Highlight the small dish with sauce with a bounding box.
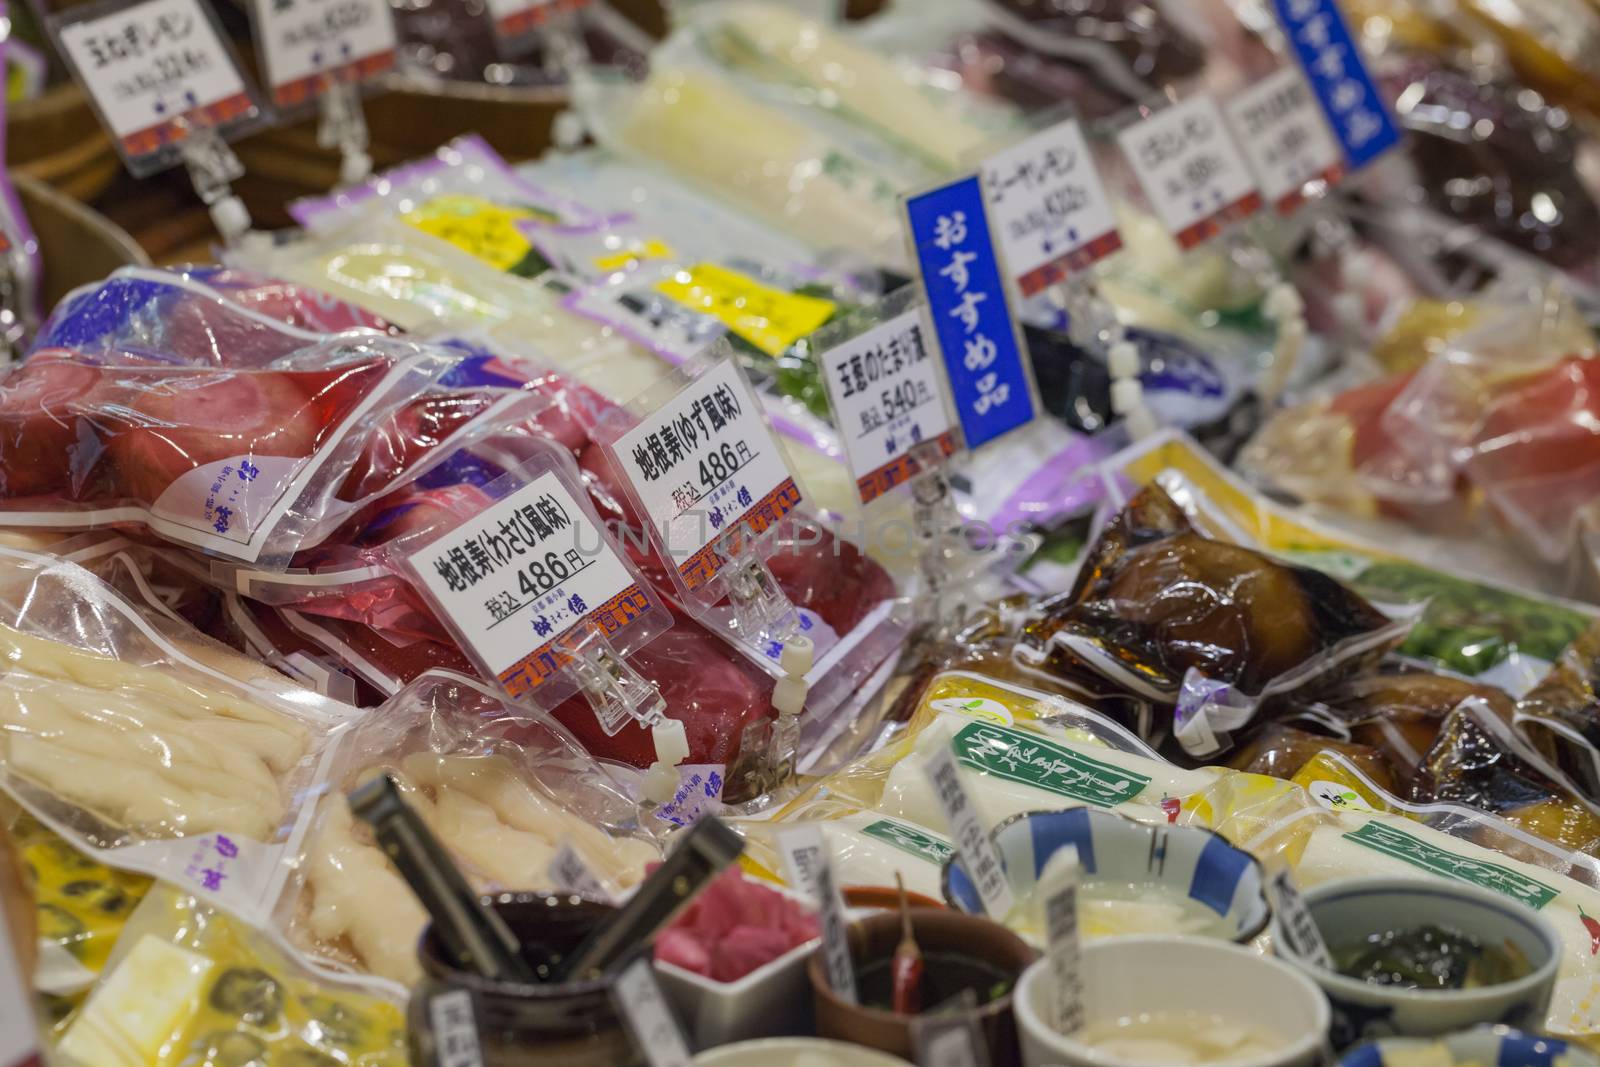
[1276,877,1562,1049]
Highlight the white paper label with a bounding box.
[915,1023,986,1067]
[1270,869,1332,967]
[981,117,1122,297]
[1116,94,1262,250]
[408,471,647,702]
[613,956,694,1067]
[778,825,858,1004]
[548,843,612,902]
[613,359,802,592]
[0,884,42,1067]
[776,824,825,901]
[428,989,485,1067]
[1224,66,1344,214]
[820,307,958,506]
[252,0,398,108]
[652,763,725,828]
[1045,873,1084,1035]
[58,0,252,157]
[924,746,1015,918]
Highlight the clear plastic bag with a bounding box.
[281,669,662,987]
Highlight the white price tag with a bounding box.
[613,957,694,1067]
[251,0,399,110]
[1044,871,1084,1035]
[427,989,485,1067]
[1270,869,1332,967]
[1224,66,1344,215]
[613,359,802,592]
[819,306,959,506]
[776,825,825,902]
[56,0,255,166]
[548,843,612,903]
[1115,94,1262,250]
[981,117,1122,297]
[924,746,1015,919]
[406,470,650,706]
[778,826,857,1004]
[484,0,588,44]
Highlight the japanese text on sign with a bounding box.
[408,471,648,700]
[483,0,589,44]
[820,306,958,506]
[1272,0,1401,170]
[981,117,1122,296]
[1115,94,1262,250]
[1225,66,1344,214]
[57,0,254,161]
[613,959,694,1067]
[906,176,1036,450]
[253,0,398,109]
[925,745,1016,918]
[428,991,485,1067]
[614,359,801,592]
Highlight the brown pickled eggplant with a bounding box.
[982,0,1206,103]
[1019,485,1399,701]
[1514,621,1600,806]
[1230,723,1398,793]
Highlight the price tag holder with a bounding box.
[600,347,805,647]
[48,0,265,177]
[1044,862,1085,1035]
[1270,869,1332,967]
[613,956,694,1067]
[1224,66,1345,215]
[778,825,859,1005]
[426,989,485,1067]
[904,174,1040,452]
[1115,94,1262,250]
[979,116,1122,298]
[813,285,960,507]
[924,745,1015,919]
[485,0,588,56]
[400,440,671,727]
[1271,0,1401,171]
[246,0,399,111]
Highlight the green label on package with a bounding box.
[862,819,955,866]
[1343,821,1560,910]
[951,723,1151,807]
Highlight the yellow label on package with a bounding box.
[655,262,836,357]
[595,238,676,273]
[403,194,546,273]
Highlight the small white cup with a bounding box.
[692,1037,910,1066]
[1014,935,1331,1067]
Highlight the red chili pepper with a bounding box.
[891,873,923,1014]
[1579,906,1600,956]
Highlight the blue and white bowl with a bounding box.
[940,807,1272,944]
[1341,1027,1597,1067]
[1281,878,1562,1049]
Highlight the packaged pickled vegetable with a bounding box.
[286,669,661,986]
[59,885,407,1066]
[1016,482,1410,756]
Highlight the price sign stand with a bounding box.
[397,437,673,735]
[811,284,967,630]
[317,81,373,186]
[1111,91,1310,404]
[597,344,811,661]
[44,0,267,244]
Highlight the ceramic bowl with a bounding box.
[941,807,1272,944]
[1279,877,1562,1049]
[1340,1026,1600,1067]
[1014,935,1330,1067]
[693,1037,911,1065]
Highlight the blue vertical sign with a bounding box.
[905,176,1036,451]
[1273,0,1401,170]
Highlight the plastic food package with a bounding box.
[1514,622,1600,808]
[59,885,407,1066]
[0,335,456,565]
[286,670,660,986]
[1015,482,1409,756]
[0,544,356,920]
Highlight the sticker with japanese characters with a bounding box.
[249,0,399,110]
[483,0,588,50]
[905,174,1038,451]
[981,117,1122,298]
[53,0,260,173]
[1271,0,1401,170]
[1115,94,1263,250]
[1224,66,1345,215]
[428,990,486,1067]
[405,469,653,703]
[652,763,725,828]
[817,301,959,506]
[611,357,803,593]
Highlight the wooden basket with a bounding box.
[15,171,148,310]
[7,83,120,204]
